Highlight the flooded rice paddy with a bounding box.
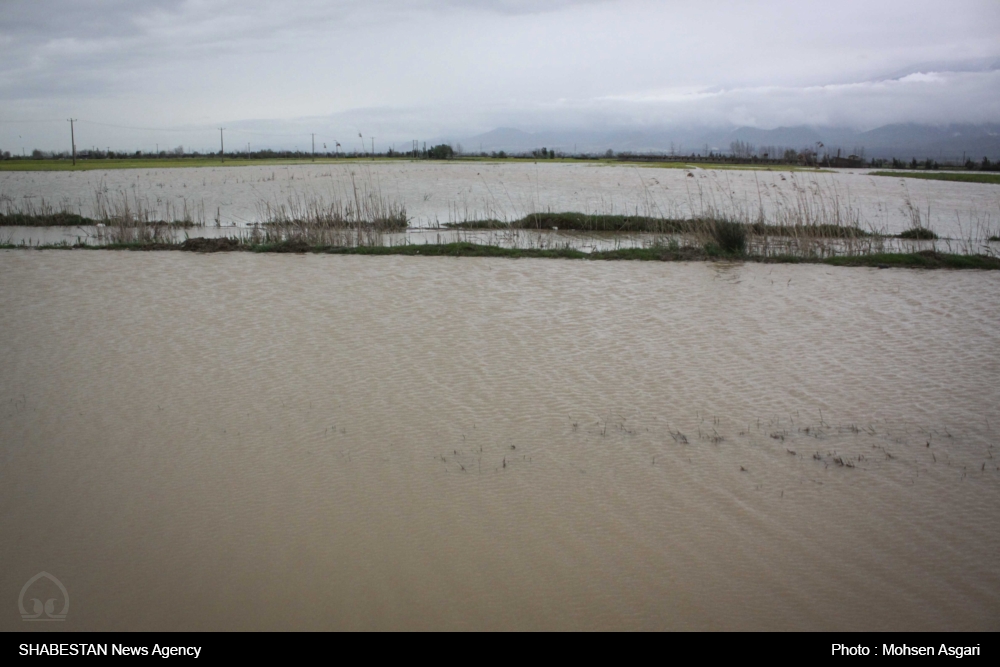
[1,250,998,630]
[2,161,999,245]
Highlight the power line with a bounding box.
[75,119,199,133]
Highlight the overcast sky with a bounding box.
[2,0,999,152]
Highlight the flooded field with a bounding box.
[2,251,998,630]
[2,161,998,242]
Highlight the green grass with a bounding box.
[898,227,938,240]
[870,171,1000,185]
[448,212,870,238]
[0,212,95,226]
[629,161,828,173]
[0,212,196,227]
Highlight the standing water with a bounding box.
[1,251,998,630]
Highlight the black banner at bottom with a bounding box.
[6,632,995,659]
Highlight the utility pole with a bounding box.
[311,133,315,162]
[371,137,375,160]
[219,127,225,163]
[67,118,77,165]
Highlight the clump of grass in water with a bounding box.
[0,194,91,226]
[898,227,938,240]
[708,219,746,255]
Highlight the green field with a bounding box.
[870,171,1000,185]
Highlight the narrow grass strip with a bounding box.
[3,240,997,269]
[869,172,1000,185]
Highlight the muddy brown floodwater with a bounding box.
[1,251,998,630]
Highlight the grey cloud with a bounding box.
[2,0,999,151]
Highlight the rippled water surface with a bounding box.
[1,251,998,630]
[3,161,999,238]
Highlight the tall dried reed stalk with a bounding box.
[250,170,407,247]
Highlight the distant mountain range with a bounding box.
[456,124,1000,161]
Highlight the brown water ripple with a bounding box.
[0,250,998,630]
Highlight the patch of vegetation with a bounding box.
[447,213,870,239]
[443,219,511,229]
[870,171,1000,185]
[6,240,997,270]
[0,212,196,227]
[744,223,870,238]
[711,220,746,255]
[0,212,94,226]
[821,251,1000,270]
[510,212,685,232]
[898,227,938,240]
[426,144,455,160]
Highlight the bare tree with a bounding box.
[729,140,756,159]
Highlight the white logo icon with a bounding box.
[19,572,69,621]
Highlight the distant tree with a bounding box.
[427,144,454,159]
[605,149,614,158]
[31,149,44,159]
[729,140,756,159]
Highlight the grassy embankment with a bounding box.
[870,171,1000,185]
